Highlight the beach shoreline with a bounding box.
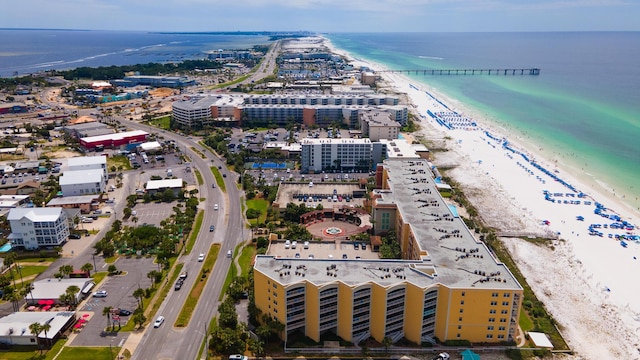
[323,36,640,359]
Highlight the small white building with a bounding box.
[59,169,106,196]
[145,178,183,196]
[67,155,107,176]
[137,141,162,154]
[0,311,77,346]
[7,207,69,250]
[28,278,95,305]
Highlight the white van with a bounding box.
[167,169,173,177]
[227,250,232,258]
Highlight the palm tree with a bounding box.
[5,252,17,288]
[29,322,42,352]
[81,262,93,276]
[133,288,145,310]
[65,285,81,307]
[102,306,113,330]
[41,323,51,347]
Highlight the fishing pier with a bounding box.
[377,68,540,76]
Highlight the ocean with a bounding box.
[0,29,271,77]
[327,32,640,211]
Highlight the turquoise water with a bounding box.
[0,243,12,253]
[328,32,640,210]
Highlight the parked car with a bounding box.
[229,355,248,360]
[92,290,108,298]
[69,233,81,239]
[118,309,132,316]
[153,316,165,328]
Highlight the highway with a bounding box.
[131,41,281,360]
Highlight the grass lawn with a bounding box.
[210,167,226,192]
[92,272,108,286]
[194,169,203,186]
[53,346,120,360]
[16,265,48,278]
[185,211,204,255]
[175,244,220,327]
[246,198,268,225]
[107,155,132,171]
[16,257,58,264]
[147,115,171,129]
[237,245,257,278]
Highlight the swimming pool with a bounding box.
[251,162,287,169]
[0,243,12,253]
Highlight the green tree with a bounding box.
[132,311,147,329]
[65,285,81,306]
[102,306,113,330]
[81,262,94,275]
[133,288,145,310]
[29,322,43,353]
[59,264,74,277]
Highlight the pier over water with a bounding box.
[377,68,541,76]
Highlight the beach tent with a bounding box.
[461,349,480,360]
[528,332,554,348]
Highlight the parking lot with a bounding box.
[73,256,156,346]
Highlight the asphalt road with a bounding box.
[124,120,246,360]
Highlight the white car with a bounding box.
[92,290,108,298]
[198,253,205,262]
[214,204,219,211]
[229,355,248,360]
[153,315,165,328]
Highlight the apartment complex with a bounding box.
[300,138,386,173]
[7,207,70,250]
[171,94,407,128]
[253,158,522,346]
[59,169,106,196]
[359,110,401,141]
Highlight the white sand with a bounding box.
[324,38,640,359]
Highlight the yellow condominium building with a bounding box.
[253,158,523,346]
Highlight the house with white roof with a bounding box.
[59,169,106,196]
[7,207,69,250]
[0,311,76,346]
[67,155,107,176]
[27,278,96,305]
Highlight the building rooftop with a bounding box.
[30,278,94,301]
[67,156,106,168]
[378,139,422,160]
[300,138,372,145]
[145,178,183,190]
[47,195,99,206]
[360,111,400,127]
[80,130,148,143]
[138,141,162,152]
[0,195,30,208]
[59,170,103,186]
[0,311,76,340]
[7,207,64,222]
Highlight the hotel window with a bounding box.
[461,292,465,296]
[459,309,463,313]
[457,325,462,330]
[492,292,498,297]
[499,326,506,331]
[460,300,464,305]
[487,326,494,331]
[458,317,463,322]
[500,318,506,323]
[489,309,496,314]
[491,301,497,306]
[272,283,277,289]
[502,301,510,306]
[488,318,495,323]
[486,334,493,339]
[501,310,508,314]
[457,334,461,338]
[498,334,505,339]
[503,293,511,298]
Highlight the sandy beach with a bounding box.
[324,37,640,359]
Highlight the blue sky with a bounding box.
[3,0,638,32]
